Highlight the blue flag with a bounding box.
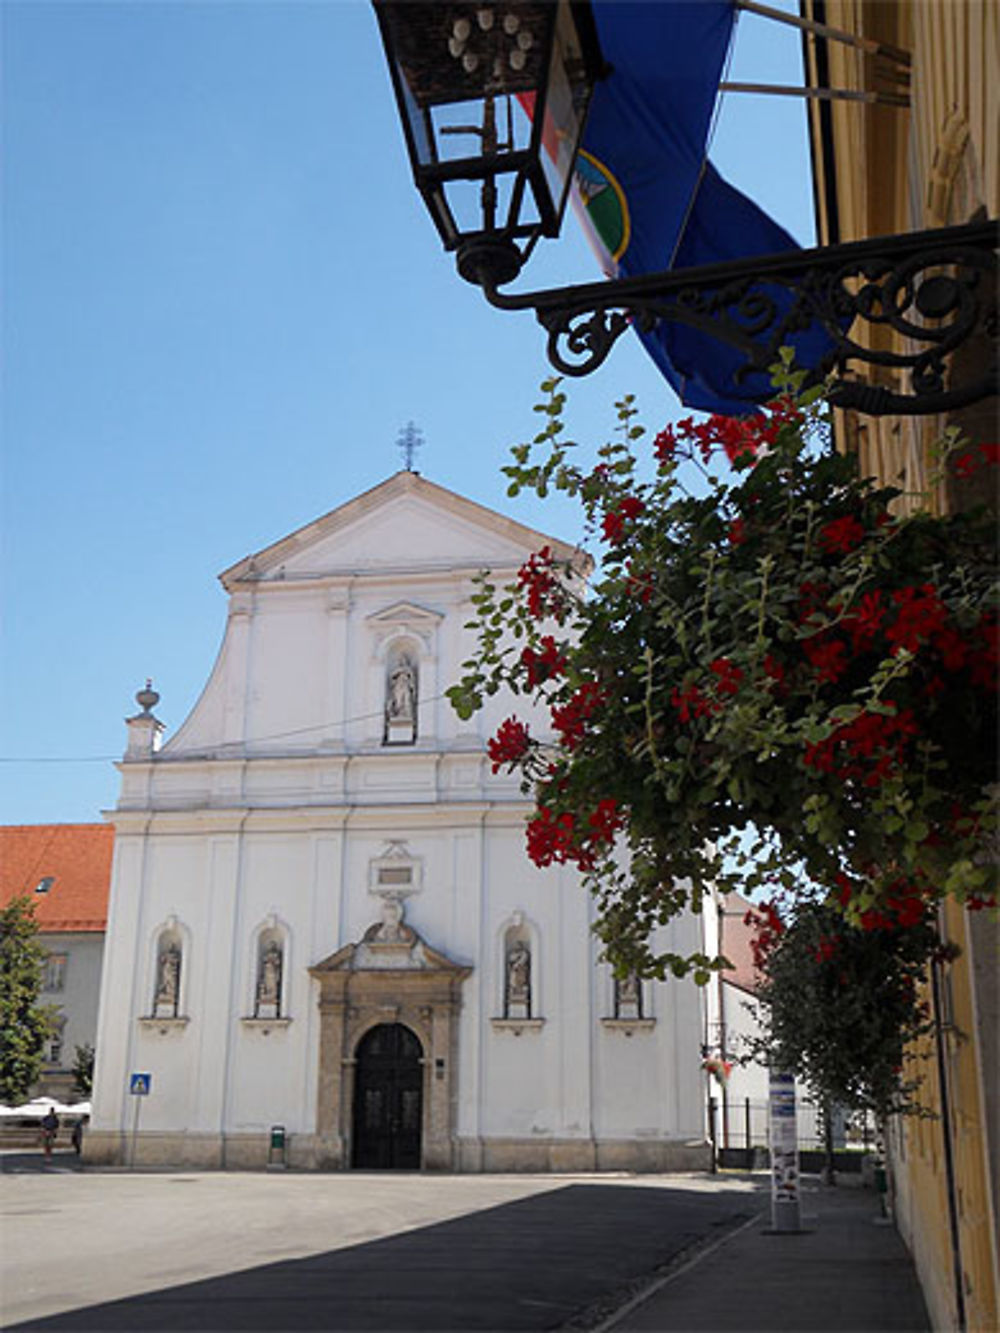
[575,1,824,414]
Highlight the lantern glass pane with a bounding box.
[438,170,541,239]
[427,89,535,166]
[537,2,594,227]
[397,72,436,166]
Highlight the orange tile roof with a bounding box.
[0,824,113,933]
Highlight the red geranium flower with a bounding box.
[587,797,623,846]
[952,451,980,480]
[709,657,744,697]
[551,681,605,751]
[526,806,578,868]
[653,426,676,464]
[517,546,565,621]
[487,717,531,773]
[602,495,646,544]
[520,635,567,689]
[842,590,885,651]
[886,585,948,654]
[802,635,848,683]
[819,515,866,555]
[671,683,715,722]
[763,654,787,691]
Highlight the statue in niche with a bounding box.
[615,971,642,1020]
[154,941,181,1016]
[385,654,417,740]
[505,939,531,1019]
[255,940,283,1016]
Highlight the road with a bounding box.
[1,1154,763,1331]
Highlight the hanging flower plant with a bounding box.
[448,360,998,981]
[701,1055,734,1086]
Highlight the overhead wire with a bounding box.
[0,689,459,764]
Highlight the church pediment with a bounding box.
[366,601,443,630]
[220,471,586,590]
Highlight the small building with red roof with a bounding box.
[0,824,113,1098]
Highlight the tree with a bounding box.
[449,369,997,980]
[0,895,56,1104]
[71,1043,95,1100]
[745,897,947,1120]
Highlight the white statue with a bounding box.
[387,659,416,723]
[505,940,531,1017]
[155,941,181,1014]
[256,940,283,1014]
[615,971,641,1019]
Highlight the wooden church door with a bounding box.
[351,1023,423,1169]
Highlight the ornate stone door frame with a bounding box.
[309,914,470,1170]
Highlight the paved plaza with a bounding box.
[2,1158,760,1330]
[2,1155,929,1332]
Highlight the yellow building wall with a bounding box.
[804,0,998,513]
[803,4,998,1329]
[890,902,999,1332]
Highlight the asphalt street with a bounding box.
[1,1156,763,1331]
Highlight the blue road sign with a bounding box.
[129,1073,152,1096]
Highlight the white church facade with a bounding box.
[87,471,711,1171]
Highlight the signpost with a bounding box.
[767,1070,802,1233]
[128,1072,151,1169]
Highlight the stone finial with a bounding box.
[135,679,160,715]
[125,679,165,758]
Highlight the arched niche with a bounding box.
[367,601,443,748]
[248,916,290,1021]
[383,636,420,745]
[146,917,190,1020]
[491,912,544,1034]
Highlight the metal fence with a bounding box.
[709,1094,876,1158]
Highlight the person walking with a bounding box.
[40,1107,59,1161]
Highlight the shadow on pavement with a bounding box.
[1,1150,83,1174]
[6,1180,761,1332]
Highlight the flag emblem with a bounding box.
[573,149,630,272]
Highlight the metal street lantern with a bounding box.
[374,0,605,289]
[373,1,998,417]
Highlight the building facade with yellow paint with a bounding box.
[803,3,998,1328]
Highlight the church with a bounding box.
[86,470,711,1171]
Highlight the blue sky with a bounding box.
[1,0,814,824]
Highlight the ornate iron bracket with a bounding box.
[483,220,998,416]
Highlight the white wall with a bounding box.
[93,476,708,1162]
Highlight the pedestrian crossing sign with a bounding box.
[130,1073,152,1095]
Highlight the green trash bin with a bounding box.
[268,1124,287,1168]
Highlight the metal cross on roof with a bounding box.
[397,421,424,472]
